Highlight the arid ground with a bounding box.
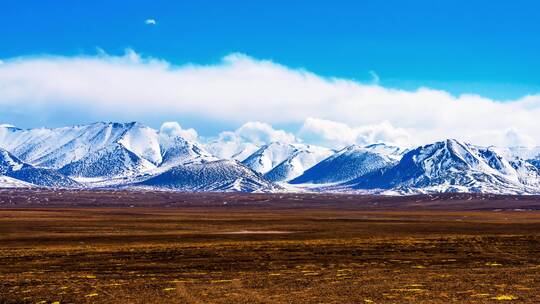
[1,190,539,303]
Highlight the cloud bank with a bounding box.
[0,49,540,147]
[299,118,410,149]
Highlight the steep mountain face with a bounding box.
[160,136,217,169]
[58,144,156,179]
[350,139,540,194]
[264,145,333,182]
[137,160,279,192]
[508,158,540,188]
[0,148,80,188]
[0,122,162,168]
[290,144,398,185]
[117,123,162,165]
[242,142,299,174]
[490,146,540,178]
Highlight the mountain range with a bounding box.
[1,122,540,194]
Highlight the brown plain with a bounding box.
[0,190,539,303]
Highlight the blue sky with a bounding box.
[1,1,540,147]
[2,0,540,99]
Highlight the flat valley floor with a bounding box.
[1,190,540,303]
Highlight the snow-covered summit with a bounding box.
[290,144,398,185]
[159,135,217,169]
[264,145,333,182]
[242,142,301,174]
[0,122,162,168]
[350,139,540,194]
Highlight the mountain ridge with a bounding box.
[1,123,540,194]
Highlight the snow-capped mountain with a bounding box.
[242,142,301,174]
[0,122,277,191]
[137,160,279,192]
[160,136,217,169]
[490,146,540,171]
[58,144,156,179]
[0,148,80,188]
[0,122,162,168]
[349,139,540,194]
[290,144,400,185]
[264,145,333,182]
[2,122,540,195]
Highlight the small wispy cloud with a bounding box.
[145,19,156,25]
[369,70,380,85]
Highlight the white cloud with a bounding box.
[233,121,297,145]
[478,128,536,148]
[204,121,297,159]
[205,131,259,160]
[0,50,539,147]
[299,118,411,149]
[159,121,198,143]
[145,19,156,25]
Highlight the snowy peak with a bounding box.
[242,142,299,174]
[59,143,156,179]
[0,122,162,168]
[117,122,162,165]
[264,145,333,182]
[410,139,520,178]
[351,139,540,194]
[159,135,217,168]
[290,144,397,184]
[413,139,484,175]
